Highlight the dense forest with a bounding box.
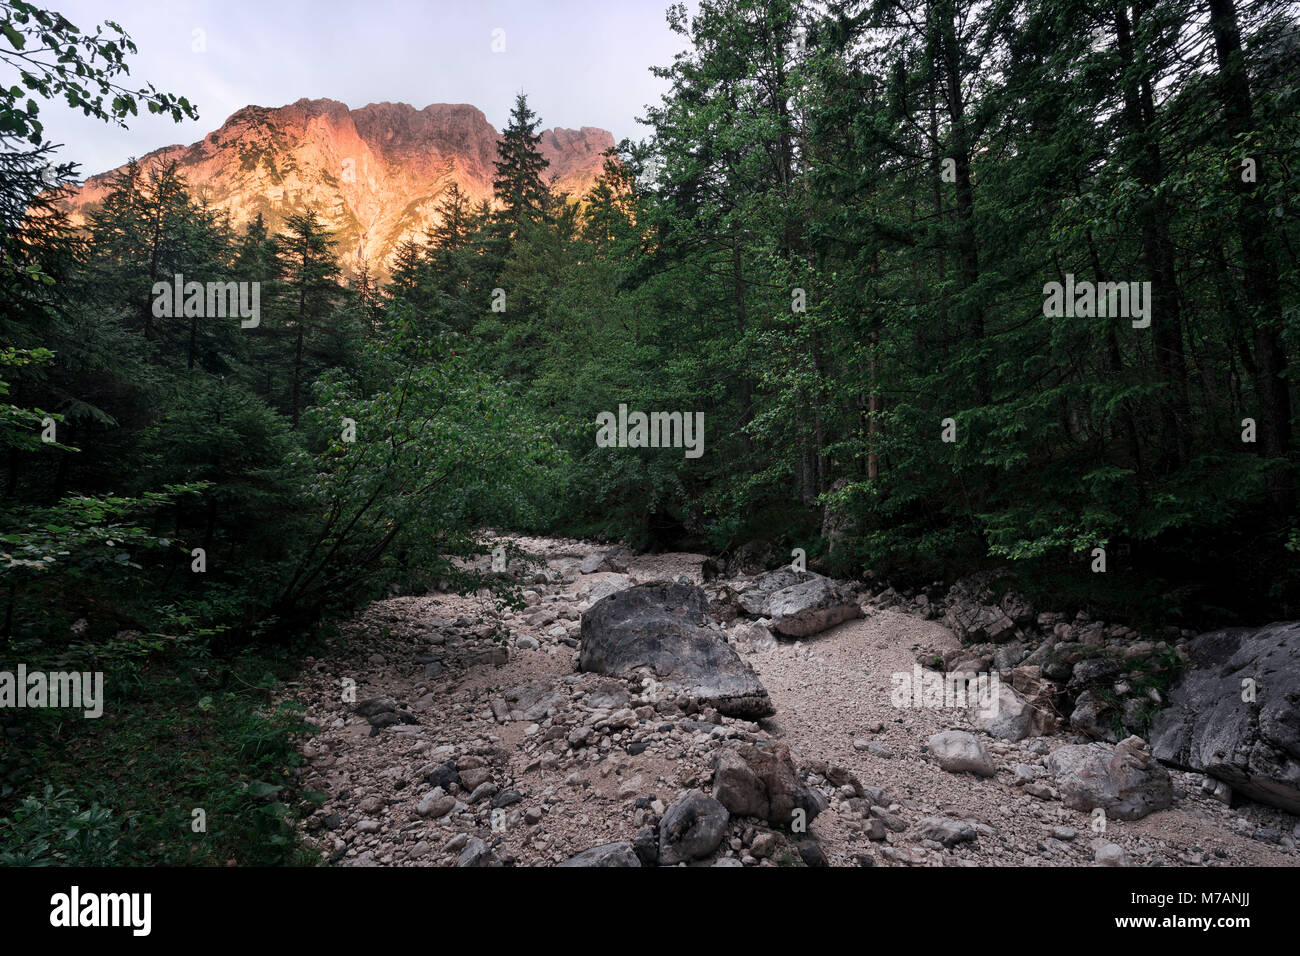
[1,0,1297,864]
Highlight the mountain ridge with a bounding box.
[58,97,615,276]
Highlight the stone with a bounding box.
[1092,840,1130,866]
[970,682,1056,741]
[765,576,863,637]
[915,817,976,848]
[579,581,774,719]
[456,837,501,867]
[927,730,997,777]
[1150,621,1300,814]
[557,842,642,867]
[1046,737,1173,821]
[632,826,659,865]
[417,791,455,818]
[711,741,827,827]
[658,791,729,865]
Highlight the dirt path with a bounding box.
[286,536,1300,867]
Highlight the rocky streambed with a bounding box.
[283,535,1300,867]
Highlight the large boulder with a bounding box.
[737,567,806,616]
[579,581,775,719]
[737,568,862,637]
[557,842,642,867]
[1046,736,1173,821]
[658,791,729,865]
[970,682,1057,741]
[579,547,632,575]
[711,742,826,827]
[1150,621,1300,813]
[942,571,1020,643]
[927,730,997,777]
[944,601,1018,644]
[767,577,863,637]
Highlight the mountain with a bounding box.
[58,97,615,275]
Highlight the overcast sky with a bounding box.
[32,0,693,176]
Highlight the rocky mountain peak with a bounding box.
[58,97,615,277]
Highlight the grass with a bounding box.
[0,639,323,867]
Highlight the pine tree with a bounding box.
[272,210,342,428]
[492,93,551,238]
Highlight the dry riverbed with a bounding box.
[283,535,1300,867]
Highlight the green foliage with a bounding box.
[0,0,197,147]
[0,786,124,866]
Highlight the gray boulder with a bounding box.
[1150,621,1300,813]
[658,791,730,865]
[736,568,862,637]
[580,547,632,574]
[944,601,1018,644]
[1069,689,1119,743]
[1046,736,1173,821]
[915,817,977,847]
[927,730,997,777]
[737,568,807,616]
[942,571,1020,643]
[579,581,774,719]
[766,577,863,637]
[970,682,1057,742]
[711,741,827,827]
[456,837,502,867]
[557,842,642,867]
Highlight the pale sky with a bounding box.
[30,0,693,177]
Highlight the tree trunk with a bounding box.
[1207,0,1294,516]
